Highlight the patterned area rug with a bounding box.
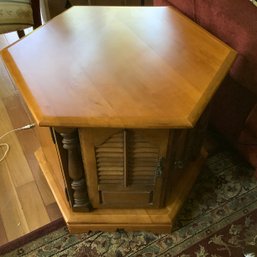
[1,150,257,257]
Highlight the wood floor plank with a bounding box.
[0,158,29,241]
[0,36,7,49]
[16,181,51,231]
[0,35,15,98]
[0,58,16,99]
[3,32,19,46]
[3,94,56,206]
[46,203,62,222]
[33,165,57,206]
[0,34,9,51]
[0,213,8,245]
[0,33,59,246]
[0,100,34,187]
[2,94,35,130]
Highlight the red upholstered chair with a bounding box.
[153,0,257,173]
[0,0,42,38]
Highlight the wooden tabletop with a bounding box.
[1,6,236,128]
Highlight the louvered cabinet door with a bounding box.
[79,128,170,208]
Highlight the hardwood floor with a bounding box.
[0,33,62,246]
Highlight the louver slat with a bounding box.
[128,132,159,186]
[95,131,124,185]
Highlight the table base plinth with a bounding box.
[35,147,207,233]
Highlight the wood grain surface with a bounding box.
[1,6,236,128]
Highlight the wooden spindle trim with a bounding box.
[58,128,91,212]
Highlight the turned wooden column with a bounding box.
[55,128,91,212]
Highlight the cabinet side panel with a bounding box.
[79,128,100,208]
[36,127,66,192]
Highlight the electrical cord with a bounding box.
[0,123,35,163]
